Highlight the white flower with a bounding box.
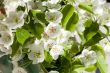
[42,2,61,10]
[5,11,24,29]
[45,10,62,23]
[0,21,10,31]
[4,0,26,14]
[4,1,19,13]
[99,26,107,34]
[104,43,110,56]
[57,29,72,44]
[79,49,97,66]
[106,21,110,27]
[94,6,104,16]
[27,1,46,11]
[0,31,13,47]
[99,37,110,48]
[28,39,44,64]
[0,12,5,20]
[44,39,56,51]
[28,50,44,64]
[50,45,64,60]
[76,22,85,34]
[45,23,61,38]
[73,31,82,44]
[12,67,27,73]
[0,44,12,58]
[92,0,106,6]
[49,71,59,73]
[49,0,59,4]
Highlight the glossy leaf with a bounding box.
[78,3,93,13]
[61,4,74,28]
[91,45,108,73]
[66,12,79,31]
[16,29,31,45]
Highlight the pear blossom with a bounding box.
[99,37,110,47]
[76,22,85,34]
[45,23,61,38]
[0,31,13,47]
[45,10,63,23]
[104,43,110,56]
[94,6,104,16]
[49,0,59,4]
[50,45,64,60]
[4,0,26,14]
[0,21,10,31]
[5,11,24,29]
[92,0,106,6]
[12,67,27,73]
[103,43,110,73]
[0,44,12,57]
[44,39,56,51]
[106,21,110,27]
[1,0,110,73]
[42,2,61,10]
[57,29,72,45]
[28,39,44,64]
[99,26,108,34]
[79,49,97,66]
[73,31,82,44]
[27,1,46,11]
[49,71,59,73]
[0,12,5,20]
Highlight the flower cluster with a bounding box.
[0,0,110,73]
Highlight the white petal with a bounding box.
[5,11,24,29]
[45,23,61,38]
[50,45,64,60]
[0,31,13,47]
[49,0,59,4]
[45,10,62,23]
[44,39,56,51]
[99,26,107,34]
[12,67,27,73]
[49,71,59,73]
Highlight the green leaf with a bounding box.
[11,36,20,57]
[85,65,96,72]
[84,33,102,46]
[92,45,106,58]
[66,12,79,31]
[57,56,73,73]
[84,19,93,27]
[16,29,31,45]
[96,53,108,73]
[83,21,102,46]
[61,4,74,28]
[28,11,44,39]
[78,3,93,13]
[91,45,108,73]
[44,51,53,63]
[67,0,75,4]
[84,21,99,41]
[61,4,79,31]
[29,23,44,39]
[71,43,79,55]
[31,10,48,25]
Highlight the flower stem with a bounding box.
[39,63,48,73]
